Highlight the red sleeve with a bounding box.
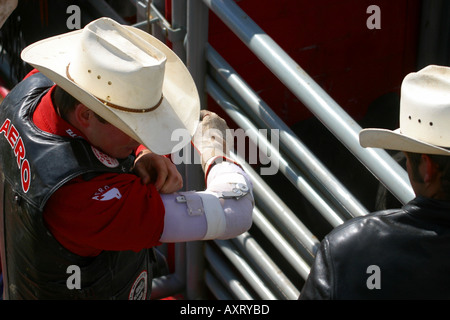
[135,144,148,156]
[43,173,165,257]
[135,144,172,160]
[23,69,40,80]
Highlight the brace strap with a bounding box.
[198,191,226,240]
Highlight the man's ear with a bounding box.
[72,104,92,129]
[422,154,440,184]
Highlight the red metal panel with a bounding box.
[207,0,422,127]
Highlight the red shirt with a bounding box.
[33,79,165,257]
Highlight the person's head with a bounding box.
[53,86,140,159]
[21,17,200,156]
[404,152,450,200]
[360,65,450,199]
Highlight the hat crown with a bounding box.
[399,65,450,148]
[20,17,200,155]
[68,18,166,110]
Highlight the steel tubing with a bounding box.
[202,0,414,204]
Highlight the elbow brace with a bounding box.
[177,169,252,240]
[159,163,254,242]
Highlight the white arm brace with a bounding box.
[159,162,254,242]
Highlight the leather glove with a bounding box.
[192,110,232,173]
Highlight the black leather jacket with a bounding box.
[299,196,450,299]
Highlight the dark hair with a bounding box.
[52,86,107,123]
[53,86,79,122]
[406,152,450,199]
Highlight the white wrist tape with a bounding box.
[198,191,226,240]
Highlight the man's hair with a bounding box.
[53,86,79,122]
[406,152,450,199]
[53,86,107,123]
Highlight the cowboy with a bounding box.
[0,17,254,299]
[299,65,450,299]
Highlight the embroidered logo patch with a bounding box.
[92,186,122,201]
[129,270,148,300]
[91,146,119,168]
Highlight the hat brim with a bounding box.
[359,128,450,155]
[21,23,200,155]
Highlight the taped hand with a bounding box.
[192,110,232,173]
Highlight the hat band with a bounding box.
[98,94,163,113]
[66,63,163,113]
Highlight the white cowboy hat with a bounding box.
[360,65,450,155]
[21,17,200,155]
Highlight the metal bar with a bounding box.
[184,0,208,189]
[205,243,255,300]
[214,239,278,300]
[151,274,184,299]
[149,0,166,41]
[186,241,205,299]
[171,0,187,62]
[205,271,233,300]
[206,76,345,227]
[140,1,186,42]
[206,44,369,218]
[232,233,300,300]
[187,0,209,109]
[231,151,319,261]
[183,0,210,299]
[252,207,311,280]
[150,242,186,299]
[202,0,414,204]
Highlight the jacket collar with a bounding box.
[32,85,86,139]
[404,196,450,226]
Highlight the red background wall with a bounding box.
[206,0,422,128]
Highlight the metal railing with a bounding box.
[128,0,415,300]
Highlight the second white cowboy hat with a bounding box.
[21,17,200,155]
[360,65,450,155]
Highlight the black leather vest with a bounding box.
[0,73,154,300]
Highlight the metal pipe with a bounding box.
[184,0,210,299]
[207,76,345,227]
[187,0,209,109]
[252,207,311,280]
[171,0,187,62]
[205,243,254,299]
[202,0,414,204]
[232,232,300,300]
[151,273,184,299]
[206,44,369,218]
[205,271,233,300]
[231,151,319,260]
[185,241,205,299]
[215,239,278,300]
[150,242,186,299]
